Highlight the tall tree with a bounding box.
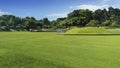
[42,18,50,28]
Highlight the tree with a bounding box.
[0,26,9,31]
[67,9,93,27]
[86,20,100,27]
[0,7,120,31]
[42,18,50,28]
[110,15,120,24]
[0,20,6,26]
[14,17,22,26]
[93,9,105,23]
[68,10,80,18]
[9,18,15,28]
[110,21,120,27]
[108,7,115,16]
[102,20,111,26]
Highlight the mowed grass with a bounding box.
[0,32,120,68]
[66,27,120,34]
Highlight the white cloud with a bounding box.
[48,0,112,20]
[48,4,109,20]
[0,11,11,16]
[71,4,109,11]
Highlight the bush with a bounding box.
[110,21,120,27]
[102,20,111,26]
[0,26,10,31]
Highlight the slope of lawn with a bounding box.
[0,32,120,68]
[66,27,120,34]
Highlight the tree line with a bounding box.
[0,15,51,31]
[53,7,120,28]
[0,7,120,31]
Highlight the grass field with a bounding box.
[0,32,120,68]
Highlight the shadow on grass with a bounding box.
[62,34,120,36]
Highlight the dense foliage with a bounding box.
[1,7,120,31]
[0,15,50,31]
[54,7,120,28]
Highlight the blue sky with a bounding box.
[0,0,119,20]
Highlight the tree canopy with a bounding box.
[0,7,120,31]
[53,7,120,28]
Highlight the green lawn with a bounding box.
[0,32,120,68]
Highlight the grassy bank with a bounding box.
[66,27,120,34]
